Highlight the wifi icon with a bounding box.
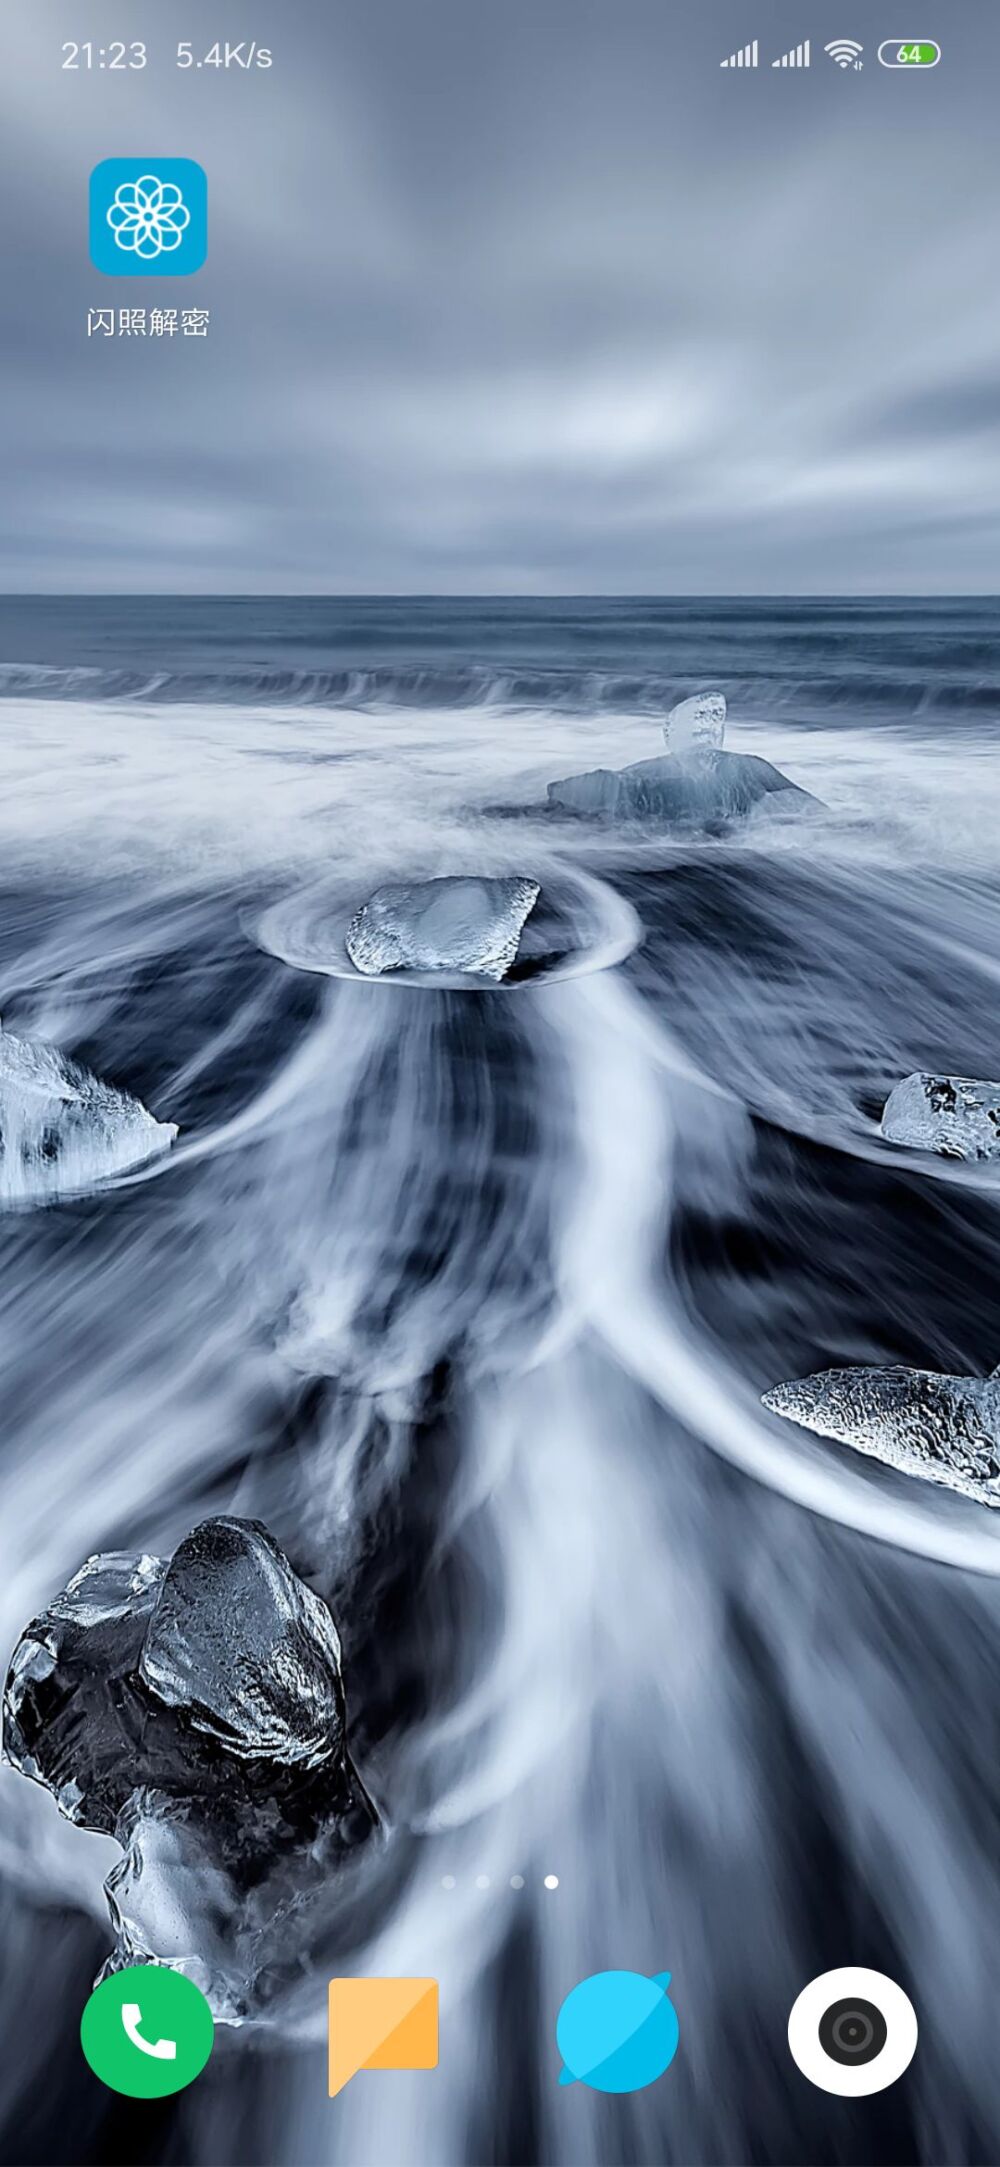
[825,38,864,69]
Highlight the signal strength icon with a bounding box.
[825,39,864,69]
[720,40,758,68]
[772,40,810,67]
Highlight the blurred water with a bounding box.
[0,600,999,2167]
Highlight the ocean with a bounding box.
[2,595,1000,716]
[0,597,998,2167]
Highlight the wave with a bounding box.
[1,656,999,720]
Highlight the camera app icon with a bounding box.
[787,1967,917,2097]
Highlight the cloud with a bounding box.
[0,0,996,591]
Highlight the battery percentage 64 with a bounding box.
[877,41,941,67]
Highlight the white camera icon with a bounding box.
[788,1967,918,2096]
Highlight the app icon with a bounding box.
[89,159,208,276]
[328,1978,439,2098]
[788,1967,918,2096]
[556,1969,679,2094]
[80,1965,214,2098]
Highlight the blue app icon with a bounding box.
[556,1969,679,2094]
[89,159,207,276]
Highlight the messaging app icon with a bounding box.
[80,1965,214,2098]
[328,1978,439,2098]
[557,1969,679,2094]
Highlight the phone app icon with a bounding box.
[80,1965,215,2098]
[89,159,208,276]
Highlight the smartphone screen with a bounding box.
[1,5,997,2166]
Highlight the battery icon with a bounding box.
[877,40,941,66]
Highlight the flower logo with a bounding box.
[90,159,207,277]
[106,174,191,260]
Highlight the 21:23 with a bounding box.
[62,43,147,70]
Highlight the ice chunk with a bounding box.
[3,1548,167,1831]
[0,1023,176,1202]
[103,1788,248,2016]
[139,1517,346,1769]
[51,1549,163,1628]
[346,875,540,982]
[547,751,810,826]
[763,1364,1000,1508]
[99,1770,377,2021]
[881,1072,1000,1161]
[665,691,727,758]
[3,1517,377,2014]
[3,1518,363,1824]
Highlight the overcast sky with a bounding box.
[1,0,998,593]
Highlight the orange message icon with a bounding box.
[328,1978,439,2098]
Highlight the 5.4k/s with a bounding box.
[177,43,273,70]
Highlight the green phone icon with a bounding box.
[80,1966,215,2098]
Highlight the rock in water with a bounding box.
[763,1365,1000,1508]
[665,690,727,757]
[881,1072,1000,1161]
[346,875,540,981]
[3,1517,377,2016]
[0,1023,176,1203]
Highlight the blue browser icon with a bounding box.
[557,1969,680,2093]
[89,159,208,276]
